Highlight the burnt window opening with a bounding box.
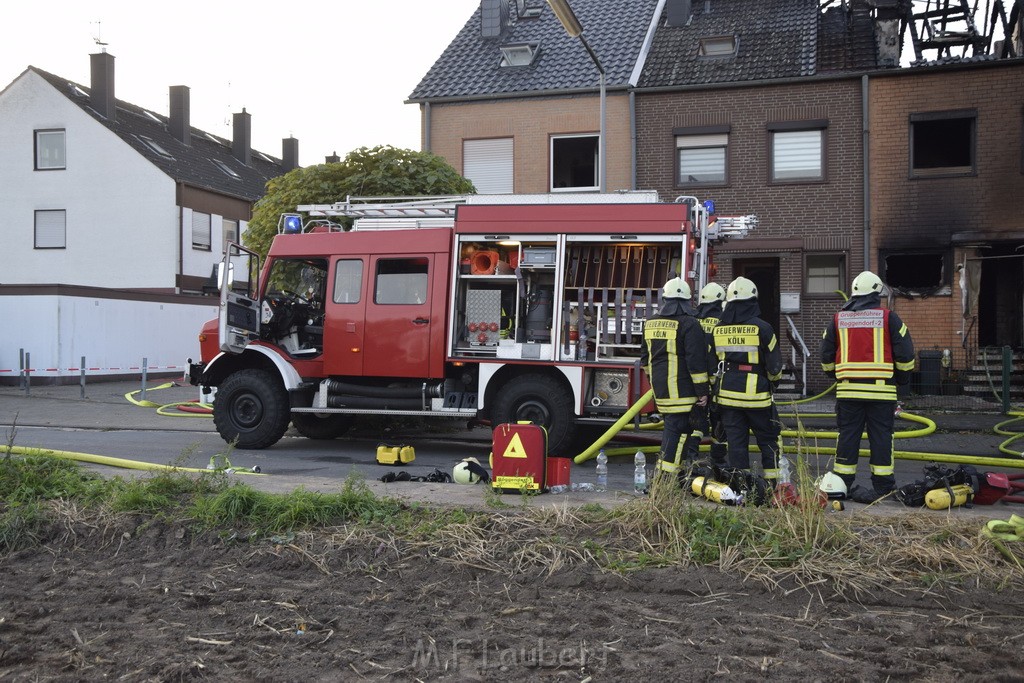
[550,135,598,191]
[910,111,976,177]
[882,250,950,296]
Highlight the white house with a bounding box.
[0,51,299,382]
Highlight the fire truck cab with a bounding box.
[187,193,754,455]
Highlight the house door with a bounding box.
[977,245,1024,349]
[734,258,781,338]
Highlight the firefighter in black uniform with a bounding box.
[640,277,711,481]
[820,271,915,502]
[696,283,727,463]
[711,277,783,482]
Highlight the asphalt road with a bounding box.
[2,377,1023,514]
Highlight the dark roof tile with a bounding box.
[409,0,661,100]
[638,0,819,88]
[32,67,287,202]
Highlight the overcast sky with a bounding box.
[1,0,481,167]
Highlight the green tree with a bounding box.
[245,145,476,258]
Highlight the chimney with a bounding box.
[282,137,299,171]
[481,0,508,38]
[666,0,692,26]
[873,6,903,67]
[232,108,251,166]
[169,86,190,146]
[89,51,116,121]
[325,151,340,163]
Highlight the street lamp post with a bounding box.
[546,0,606,192]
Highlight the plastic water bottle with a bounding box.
[634,450,647,494]
[595,449,608,492]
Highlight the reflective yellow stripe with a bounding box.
[836,380,897,401]
[834,462,857,475]
[717,388,773,408]
[657,459,680,473]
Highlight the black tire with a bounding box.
[291,413,354,440]
[213,369,291,449]
[491,374,576,456]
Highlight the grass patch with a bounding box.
[1,450,1021,596]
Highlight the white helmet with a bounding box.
[453,457,484,484]
[818,472,848,499]
[662,277,692,300]
[726,277,757,302]
[699,282,726,304]
[851,271,884,297]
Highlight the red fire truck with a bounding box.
[186,193,754,455]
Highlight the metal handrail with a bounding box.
[785,314,811,397]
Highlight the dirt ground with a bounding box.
[2,510,1023,683]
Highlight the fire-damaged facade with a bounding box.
[868,59,1024,363]
[634,0,1024,395]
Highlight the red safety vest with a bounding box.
[834,309,894,380]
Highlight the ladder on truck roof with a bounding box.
[298,191,666,218]
[296,192,669,232]
[298,196,468,219]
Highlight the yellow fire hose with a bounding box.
[126,384,213,418]
[5,446,263,475]
[573,386,1024,470]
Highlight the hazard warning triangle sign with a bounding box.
[502,432,529,459]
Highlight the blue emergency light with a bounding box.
[281,214,303,234]
[703,199,715,215]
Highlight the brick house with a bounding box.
[408,0,662,194]
[635,0,880,392]
[867,58,1024,381]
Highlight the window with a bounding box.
[551,134,599,191]
[35,130,66,170]
[35,209,66,249]
[212,159,242,179]
[499,43,539,67]
[191,211,211,251]
[136,134,174,160]
[333,259,364,303]
[882,250,950,294]
[699,35,738,57]
[375,258,428,305]
[806,254,845,294]
[222,219,238,248]
[911,110,976,177]
[463,138,513,194]
[676,132,728,185]
[769,121,826,182]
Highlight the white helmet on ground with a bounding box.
[453,457,485,484]
[851,271,884,297]
[818,471,848,499]
[662,277,692,300]
[699,282,726,304]
[726,277,757,302]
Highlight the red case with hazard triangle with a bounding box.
[491,422,548,493]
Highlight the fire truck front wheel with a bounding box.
[213,369,291,450]
[491,374,575,456]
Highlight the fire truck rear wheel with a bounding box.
[291,413,354,440]
[213,369,291,450]
[491,374,575,456]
